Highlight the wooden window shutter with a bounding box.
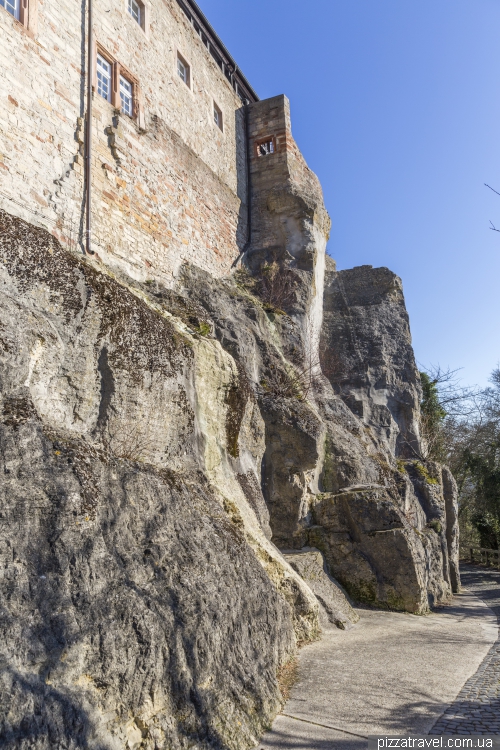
[112,62,120,108]
[133,82,140,121]
[92,40,98,90]
[19,0,28,27]
[143,2,150,36]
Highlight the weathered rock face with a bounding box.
[0,95,460,748]
[321,263,422,458]
[442,466,461,594]
[0,210,324,749]
[283,548,359,630]
[0,421,293,749]
[309,475,454,613]
[177,250,460,617]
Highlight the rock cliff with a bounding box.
[321,262,422,458]
[0,97,459,750]
[0,210,320,749]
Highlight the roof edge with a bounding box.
[176,0,259,104]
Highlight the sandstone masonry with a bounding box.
[0,0,258,282]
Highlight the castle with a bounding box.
[0,3,462,746]
[0,0,317,284]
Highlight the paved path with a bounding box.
[260,567,499,748]
[430,566,500,735]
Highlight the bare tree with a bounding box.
[420,364,481,417]
[258,261,296,312]
[485,183,500,232]
[416,365,482,462]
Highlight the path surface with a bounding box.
[260,567,499,748]
[430,566,500,735]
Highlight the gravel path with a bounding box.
[430,565,500,735]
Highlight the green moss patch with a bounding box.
[225,364,252,459]
[414,462,439,485]
[427,519,442,534]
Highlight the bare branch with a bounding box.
[484,185,500,232]
[419,363,481,417]
[485,183,500,198]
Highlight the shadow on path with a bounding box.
[261,566,499,747]
[430,565,500,735]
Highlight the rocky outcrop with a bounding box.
[0,210,323,750]
[0,96,460,749]
[321,262,422,458]
[177,257,460,616]
[443,466,461,593]
[0,422,293,749]
[283,548,359,630]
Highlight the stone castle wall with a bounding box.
[0,0,251,282]
[246,95,330,259]
[245,94,331,380]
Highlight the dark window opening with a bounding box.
[213,102,223,131]
[210,47,222,69]
[177,52,191,87]
[257,140,275,157]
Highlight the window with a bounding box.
[0,0,19,20]
[213,102,223,131]
[120,75,133,116]
[1,0,31,28]
[127,0,140,24]
[177,53,190,88]
[177,58,186,83]
[257,139,275,157]
[97,54,112,102]
[125,0,147,33]
[95,46,139,121]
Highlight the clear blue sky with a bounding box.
[198,0,500,388]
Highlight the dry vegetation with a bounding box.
[276,657,299,704]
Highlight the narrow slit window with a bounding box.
[0,0,19,19]
[127,0,140,25]
[97,54,112,102]
[120,75,133,116]
[257,139,275,157]
[213,102,223,131]
[177,53,190,87]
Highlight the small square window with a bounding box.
[0,0,19,19]
[177,53,190,88]
[128,0,140,23]
[120,75,133,116]
[97,54,112,102]
[257,139,275,157]
[213,102,223,132]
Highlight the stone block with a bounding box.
[283,547,359,630]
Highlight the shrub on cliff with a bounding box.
[419,371,448,462]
